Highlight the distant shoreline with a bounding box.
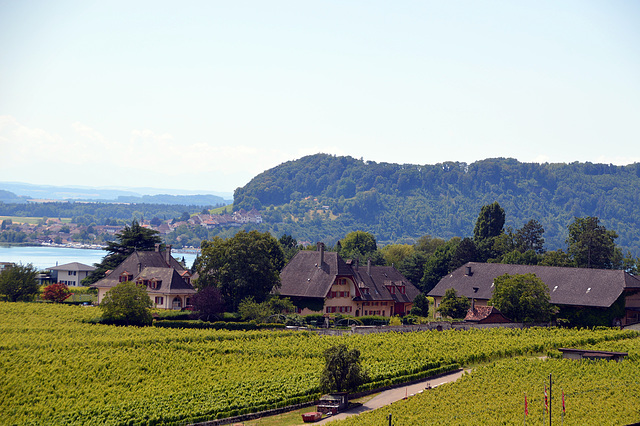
[0,242,200,254]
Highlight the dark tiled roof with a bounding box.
[278,251,352,298]
[49,262,96,272]
[278,250,421,303]
[136,267,196,294]
[428,262,640,308]
[93,249,193,295]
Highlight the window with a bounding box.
[155,297,164,305]
[345,291,350,298]
[388,286,395,294]
[381,302,387,306]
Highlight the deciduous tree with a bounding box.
[196,230,285,311]
[489,273,556,323]
[473,202,506,261]
[436,288,471,319]
[319,344,368,393]
[0,263,39,302]
[566,217,620,269]
[100,281,153,326]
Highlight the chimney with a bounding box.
[466,265,472,276]
[165,245,172,265]
[367,258,371,275]
[155,243,161,252]
[471,298,475,311]
[137,262,142,274]
[317,242,325,265]
[354,258,359,271]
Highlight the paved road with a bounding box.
[309,369,469,424]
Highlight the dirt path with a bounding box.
[310,369,469,424]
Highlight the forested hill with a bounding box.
[233,154,640,255]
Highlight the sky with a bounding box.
[1,1,639,195]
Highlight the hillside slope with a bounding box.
[234,154,640,254]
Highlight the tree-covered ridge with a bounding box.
[233,154,640,254]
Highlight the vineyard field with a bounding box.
[0,303,638,425]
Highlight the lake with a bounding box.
[0,245,198,271]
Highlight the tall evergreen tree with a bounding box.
[85,220,162,285]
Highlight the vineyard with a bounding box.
[1,303,638,425]
[334,338,640,425]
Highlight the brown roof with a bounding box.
[428,262,640,308]
[278,251,353,298]
[93,249,194,295]
[135,267,196,294]
[278,250,421,303]
[464,305,511,323]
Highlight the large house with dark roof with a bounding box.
[92,244,196,310]
[428,262,640,326]
[278,243,421,317]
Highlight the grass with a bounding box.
[0,216,72,225]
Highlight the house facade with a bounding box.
[48,262,96,286]
[428,262,640,326]
[92,245,196,310]
[278,243,421,317]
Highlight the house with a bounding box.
[278,243,421,316]
[48,262,96,286]
[0,262,15,271]
[92,244,196,310]
[464,304,511,324]
[428,262,640,326]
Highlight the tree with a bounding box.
[279,234,300,262]
[340,231,377,256]
[380,244,415,267]
[190,286,225,321]
[473,202,506,261]
[437,288,471,319]
[0,263,39,302]
[449,237,478,270]
[42,283,72,303]
[319,344,368,393]
[238,296,296,322]
[489,273,556,323]
[99,281,153,326]
[410,293,429,316]
[420,238,459,294]
[566,217,620,269]
[539,249,574,267]
[515,219,546,254]
[196,230,285,311]
[85,220,162,285]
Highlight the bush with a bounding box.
[42,283,72,303]
[99,281,152,326]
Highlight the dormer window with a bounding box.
[149,279,161,290]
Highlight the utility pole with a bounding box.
[549,373,552,426]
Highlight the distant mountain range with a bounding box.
[233,154,640,255]
[0,182,233,206]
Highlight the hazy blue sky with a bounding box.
[1,1,639,193]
